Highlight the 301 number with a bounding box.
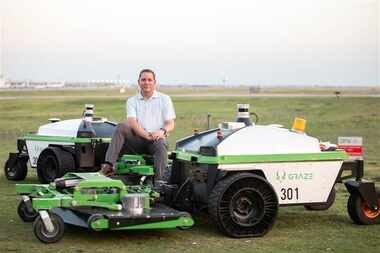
[280,187,299,200]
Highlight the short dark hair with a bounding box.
[139,69,156,80]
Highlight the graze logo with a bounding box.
[276,170,313,183]
[31,142,47,165]
[32,144,45,154]
[276,171,286,183]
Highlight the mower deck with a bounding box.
[52,204,193,230]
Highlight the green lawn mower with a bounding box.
[16,154,194,243]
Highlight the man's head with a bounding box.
[138,69,156,97]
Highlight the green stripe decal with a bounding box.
[174,150,348,164]
[22,134,111,143]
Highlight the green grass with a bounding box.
[0,90,379,252]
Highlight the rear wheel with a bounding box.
[209,173,278,237]
[4,157,28,181]
[37,147,74,183]
[347,189,380,225]
[33,212,65,243]
[304,187,336,211]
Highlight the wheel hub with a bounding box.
[235,197,253,216]
[6,166,16,177]
[230,188,264,227]
[5,160,17,177]
[362,200,380,219]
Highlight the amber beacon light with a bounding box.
[292,117,306,133]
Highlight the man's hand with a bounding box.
[150,129,166,141]
[101,163,115,176]
[142,131,153,141]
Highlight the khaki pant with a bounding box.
[105,122,168,180]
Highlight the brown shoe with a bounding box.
[101,163,114,176]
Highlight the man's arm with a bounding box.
[163,119,175,133]
[150,95,176,141]
[127,117,152,140]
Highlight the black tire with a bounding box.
[347,189,380,225]
[208,173,278,238]
[17,199,38,222]
[304,187,336,211]
[33,212,65,243]
[37,147,75,183]
[4,157,28,181]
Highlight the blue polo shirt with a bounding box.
[126,91,176,132]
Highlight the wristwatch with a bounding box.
[160,128,167,137]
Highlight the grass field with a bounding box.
[0,88,379,253]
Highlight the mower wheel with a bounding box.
[33,212,65,243]
[87,214,105,231]
[177,215,194,230]
[347,189,380,225]
[37,147,75,183]
[208,173,278,238]
[304,188,336,211]
[4,157,28,181]
[17,199,38,222]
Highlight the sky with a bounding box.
[0,0,379,86]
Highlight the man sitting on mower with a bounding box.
[101,69,176,186]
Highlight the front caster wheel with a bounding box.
[4,157,28,181]
[33,212,65,243]
[17,199,38,222]
[347,189,380,225]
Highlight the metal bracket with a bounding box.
[337,159,364,183]
[140,176,147,185]
[39,210,55,233]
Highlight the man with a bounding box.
[101,69,175,183]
